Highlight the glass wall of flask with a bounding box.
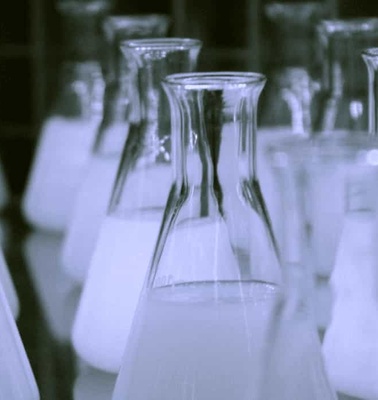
[263,42,378,400]
[71,38,202,373]
[269,133,378,400]
[312,18,378,133]
[110,72,336,400]
[256,1,328,256]
[61,14,170,284]
[21,0,111,232]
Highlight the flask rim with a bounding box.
[120,38,202,52]
[103,14,170,37]
[317,18,378,38]
[362,47,378,58]
[162,72,267,90]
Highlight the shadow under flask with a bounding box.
[71,38,202,374]
[111,72,283,400]
[61,14,170,284]
[22,0,111,232]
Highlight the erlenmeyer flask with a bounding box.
[322,164,378,400]
[61,14,170,284]
[313,18,378,134]
[0,248,19,318]
[319,48,378,400]
[257,2,327,249]
[0,278,40,399]
[111,72,282,400]
[71,38,202,373]
[22,0,111,232]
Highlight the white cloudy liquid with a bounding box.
[0,247,19,318]
[113,281,278,400]
[62,155,120,283]
[22,116,99,232]
[0,278,40,399]
[72,215,162,373]
[323,212,378,400]
[113,281,334,400]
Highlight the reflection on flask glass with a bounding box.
[61,14,170,284]
[71,38,202,373]
[22,0,111,232]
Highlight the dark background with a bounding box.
[0,0,378,197]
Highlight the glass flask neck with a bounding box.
[265,2,327,69]
[92,16,170,155]
[102,15,170,83]
[314,19,378,133]
[57,1,110,63]
[362,47,378,136]
[53,61,104,119]
[165,75,264,191]
[108,39,202,213]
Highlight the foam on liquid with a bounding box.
[72,215,162,373]
[62,155,120,283]
[22,116,99,232]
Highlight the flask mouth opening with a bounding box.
[362,47,378,58]
[103,15,170,39]
[57,0,111,15]
[317,18,378,39]
[120,38,202,52]
[163,72,267,90]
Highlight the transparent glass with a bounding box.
[111,72,335,400]
[0,248,19,319]
[362,47,378,135]
[260,1,327,128]
[73,366,117,400]
[22,0,111,232]
[61,14,170,283]
[71,38,202,373]
[0,278,40,399]
[269,135,378,399]
[258,2,328,258]
[23,232,81,343]
[312,18,378,134]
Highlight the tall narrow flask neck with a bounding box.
[163,73,265,193]
[121,39,202,157]
[265,2,327,69]
[58,1,110,63]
